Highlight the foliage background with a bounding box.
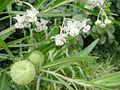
[0,0,120,90]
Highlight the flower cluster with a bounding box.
[13,5,48,31]
[13,14,26,29]
[51,18,91,46]
[94,9,112,28]
[13,7,38,29]
[35,19,49,32]
[51,34,67,46]
[86,0,112,28]
[86,0,105,8]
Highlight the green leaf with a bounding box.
[0,39,15,62]
[43,0,74,12]
[0,26,15,40]
[6,36,29,47]
[42,70,93,87]
[36,0,45,9]
[37,12,73,17]
[0,0,11,13]
[69,4,98,16]
[38,77,62,84]
[0,72,10,90]
[42,56,97,69]
[0,15,10,21]
[6,41,50,48]
[72,14,86,22]
[90,71,120,88]
[54,75,74,90]
[0,54,8,60]
[41,0,56,11]
[11,11,73,17]
[78,39,99,56]
[69,4,120,25]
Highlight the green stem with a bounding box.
[30,29,33,44]
[36,78,40,90]
[19,42,23,58]
[26,85,30,90]
[22,1,33,9]
[28,29,33,52]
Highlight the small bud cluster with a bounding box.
[86,0,112,28]
[95,18,112,28]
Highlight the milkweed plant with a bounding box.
[0,0,120,90]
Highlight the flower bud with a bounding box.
[95,20,102,25]
[100,23,106,28]
[29,51,44,66]
[83,25,91,33]
[104,19,112,25]
[10,60,36,85]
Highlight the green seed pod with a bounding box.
[10,60,36,85]
[104,19,112,25]
[95,19,102,25]
[100,23,106,28]
[28,51,44,66]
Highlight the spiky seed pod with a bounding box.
[10,60,36,85]
[28,51,44,66]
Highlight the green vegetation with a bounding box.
[0,0,120,90]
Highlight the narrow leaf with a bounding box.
[0,72,10,90]
[0,26,15,40]
[78,39,99,56]
[11,11,73,17]
[36,0,45,9]
[0,39,15,62]
[42,56,97,69]
[43,0,74,12]
[0,0,11,13]
[91,71,120,88]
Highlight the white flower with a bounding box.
[40,18,49,25]
[69,27,80,37]
[62,19,81,37]
[15,23,24,29]
[13,14,26,29]
[87,0,105,8]
[13,14,26,23]
[81,19,90,27]
[67,21,80,36]
[95,0,105,6]
[26,7,39,22]
[83,25,91,33]
[62,19,90,36]
[67,20,82,29]
[35,19,49,32]
[51,34,67,46]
